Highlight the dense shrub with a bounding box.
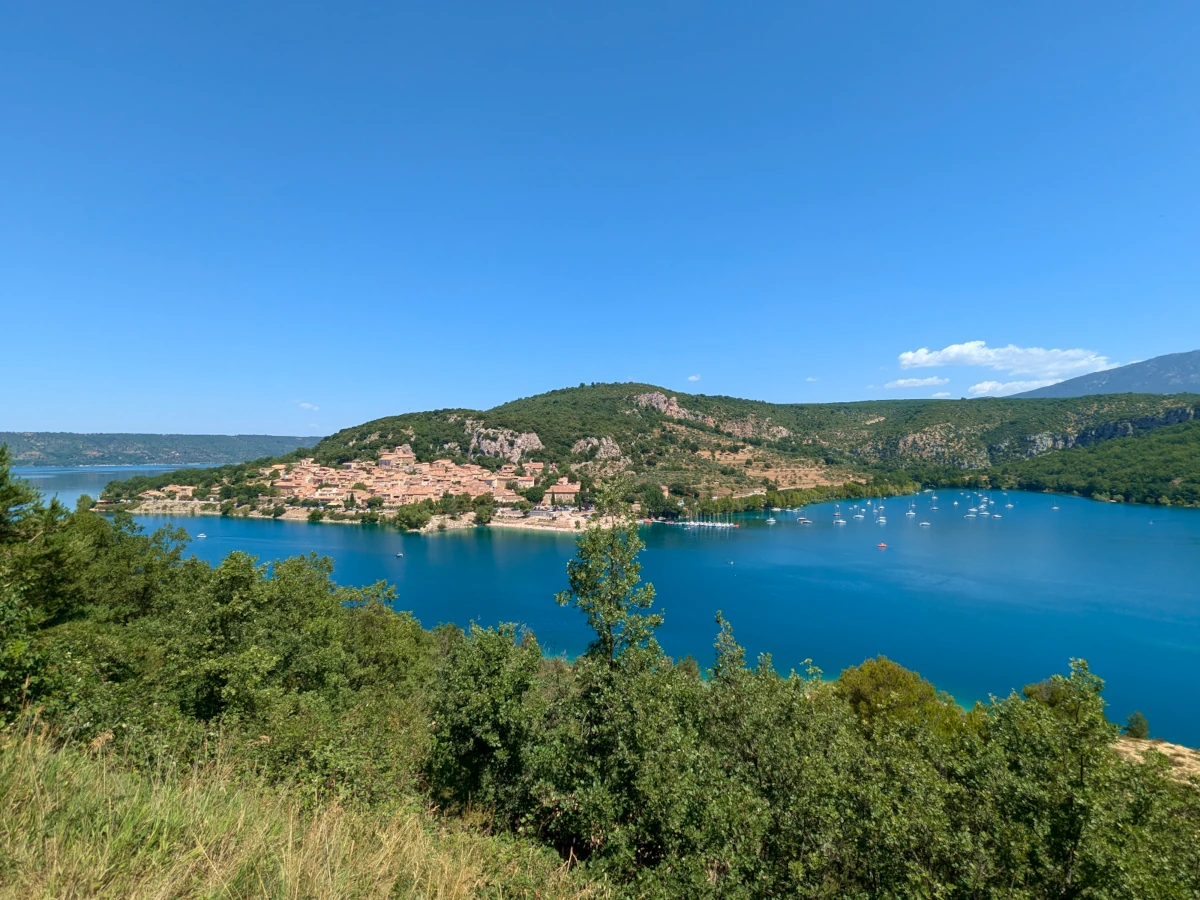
[3,448,1200,897]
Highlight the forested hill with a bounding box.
[1016,349,1200,398]
[0,432,321,467]
[92,383,1200,505]
[997,418,1200,505]
[310,381,1197,473]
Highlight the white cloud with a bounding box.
[298,401,320,411]
[898,340,1112,380]
[967,379,1058,397]
[932,392,951,399]
[687,374,701,382]
[885,376,950,389]
[805,376,819,382]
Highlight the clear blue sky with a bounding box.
[2,2,1197,435]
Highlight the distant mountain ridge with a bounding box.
[1015,350,1200,398]
[1,432,322,467]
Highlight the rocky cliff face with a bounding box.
[632,392,792,440]
[466,424,544,462]
[633,392,716,427]
[835,404,1197,469]
[571,436,622,459]
[1072,405,1195,447]
[1014,405,1196,458]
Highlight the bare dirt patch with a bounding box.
[1115,737,1200,784]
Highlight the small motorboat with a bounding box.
[919,521,931,527]
[395,552,404,557]
[766,517,776,525]
[877,543,887,549]
[196,533,206,539]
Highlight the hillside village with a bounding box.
[137,444,585,514]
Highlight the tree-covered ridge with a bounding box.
[997,418,1200,506]
[313,382,1198,468]
[3,455,1199,897]
[95,383,1200,509]
[0,431,319,467]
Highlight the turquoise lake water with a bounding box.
[21,466,1200,745]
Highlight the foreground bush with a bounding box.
[3,449,1200,898]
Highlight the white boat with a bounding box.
[931,506,939,511]
[877,517,887,524]
[965,513,976,518]
[906,510,916,517]
[766,517,776,525]
[1006,503,1014,508]
[1051,506,1059,511]
[919,521,931,527]
[991,514,1001,519]
[853,513,864,519]
[196,533,206,539]
[834,518,846,525]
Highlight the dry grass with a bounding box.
[0,723,604,900]
[1115,736,1200,786]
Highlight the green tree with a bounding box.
[1124,710,1150,739]
[472,493,495,525]
[0,445,38,545]
[427,624,543,817]
[555,507,661,665]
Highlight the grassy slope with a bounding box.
[0,723,601,900]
